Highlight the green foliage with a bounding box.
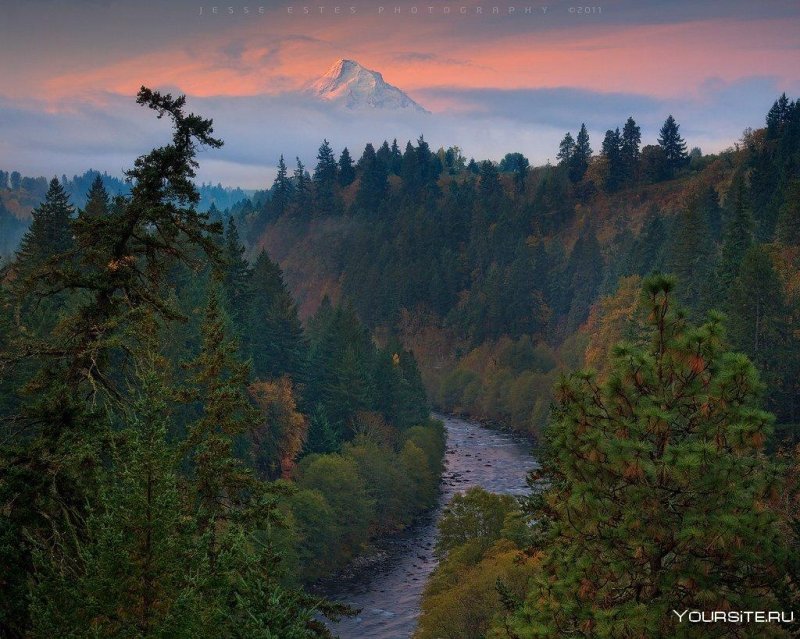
[511,276,789,638]
[415,487,534,639]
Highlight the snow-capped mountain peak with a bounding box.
[310,59,429,113]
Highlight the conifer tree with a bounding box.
[82,175,109,218]
[513,276,787,638]
[776,178,800,244]
[665,204,715,315]
[29,355,209,637]
[400,141,419,195]
[356,143,388,211]
[556,132,575,167]
[293,157,311,215]
[376,140,392,169]
[620,116,641,182]
[600,128,623,192]
[221,217,252,337]
[658,114,689,176]
[337,146,356,187]
[313,139,339,216]
[717,176,754,291]
[249,250,307,382]
[14,177,74,278]
[568,124,591,183]
[389,138,402,174]
[271,155,292,217]
[478,161,502,201]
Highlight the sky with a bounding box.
[1,0,799,188]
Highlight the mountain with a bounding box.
[310,59,429,113]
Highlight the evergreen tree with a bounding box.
[658,114,689,176]
[82,174,110,218]
[568,124,591,183]
[556,132,574,167]
[766,92,792,139]
[717,177,754,291]
[620,116,641,183]
[272,155,292,218]
[376,140,392,169]
[631,211,666,275]
[564,228,603,333]
[776,178,800,244]
[665,204,715,315]
[728,245,794,421]
[293,157,311,215]
[14,177,74,278]
[249,250,307,382]
[513,276,787,638]
[600,128,623,192]
[337,146,356,187]
[0,169,8,189]
[221,217,252,336]
[180,284,260,566]
[304,403,340,454]
[312,139,339,216]
[400,141,419,195]
[356,143,388,212]
[29,356,210,637]
[389,138,402,175]
[10,170,20,190]
[478,161,502,201]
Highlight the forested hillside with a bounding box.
[0,89,442,637]
[0,170,255,263]
[235,95,800,439]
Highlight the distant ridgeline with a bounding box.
[226,94,800,438]
[0,169,254,260]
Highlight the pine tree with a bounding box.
[513,275,788,638]
[658,114,689,176]
[337,146,356,187]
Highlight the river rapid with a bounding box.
[324,414,538,639]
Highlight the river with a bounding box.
[324,414,538,639]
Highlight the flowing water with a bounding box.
[324,414,538,639]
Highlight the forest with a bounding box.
[1,88,800,638]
